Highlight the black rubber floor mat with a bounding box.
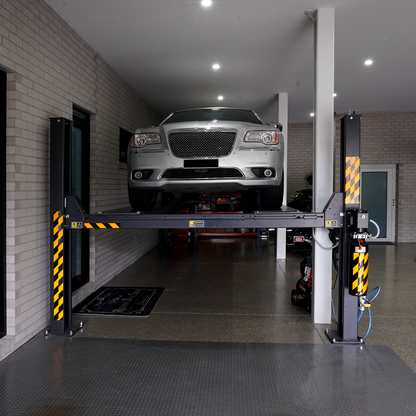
[72,287,164,316]
[2,337,416,415]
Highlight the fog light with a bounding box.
[134,171,143,179]
[264,169,273,177]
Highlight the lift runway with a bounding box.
[1,335,416,415]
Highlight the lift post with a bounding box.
[326,114,365,344]
[49,118,82,336]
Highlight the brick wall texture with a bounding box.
[0,0,415,360]
[0,0,161,359]
[287,122,314,199]
[288,112,416,243]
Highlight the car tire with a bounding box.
[259,175,284,210]
[128,185,157,211]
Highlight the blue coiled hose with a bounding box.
[332,286,381,339]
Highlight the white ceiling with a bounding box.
[44,0,416,123]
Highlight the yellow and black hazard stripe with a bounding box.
[53,211,64,321]
[350,251,369,296]
[345,156,360,205]
[84,223,120,229]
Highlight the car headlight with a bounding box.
[244,131,279,145]
[131,133,161,147]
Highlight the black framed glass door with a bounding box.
[0,70,6,337]
[71,107,90,291]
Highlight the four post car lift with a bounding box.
[49,115,369,344]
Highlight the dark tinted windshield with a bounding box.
[161,108,263,125]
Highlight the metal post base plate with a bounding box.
[44,322,84,337]
[326,329,364,345]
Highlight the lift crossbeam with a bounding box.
[64,192,344,231]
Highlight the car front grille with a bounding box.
[168,131,236,158]
[161,168,243,179]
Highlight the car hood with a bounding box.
[137,120,268,134]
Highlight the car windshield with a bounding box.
[161,108,263,125]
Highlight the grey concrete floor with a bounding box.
[74,238,416,374]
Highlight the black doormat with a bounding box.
[73,287,164,316]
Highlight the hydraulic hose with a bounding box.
[358,286,380,339]
[312,228,339,250]
[331,286,381,340]
[368,219,380,239]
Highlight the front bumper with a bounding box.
[128,147,283,192]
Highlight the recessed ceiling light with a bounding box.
[218,96,224,101]
[365,59,373,66]
[310,112,315,117]
[212,63,220,70]
[201,0,212,7]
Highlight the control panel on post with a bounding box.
[348,209,370,312]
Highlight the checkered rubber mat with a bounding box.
[1,335,415,415]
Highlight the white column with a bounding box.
[275,93,288,259]
[312,8,334,324]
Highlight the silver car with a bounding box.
[127,107,284,211]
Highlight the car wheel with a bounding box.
[128,185,157,211]
[259,177,284,210]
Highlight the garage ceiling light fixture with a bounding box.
[212,63,220,70]
[201,0,212,7]
[218,96,224,100]
[365,59,373,66]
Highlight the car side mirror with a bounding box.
[266,122,283,132]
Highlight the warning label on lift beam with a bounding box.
[325,220,338,228]
[189,220,205,228]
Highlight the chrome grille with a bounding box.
[168,131,236,158]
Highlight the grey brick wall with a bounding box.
[287,112,416,243]
[287,123,314,199]
[1,0,161,358]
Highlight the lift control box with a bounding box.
[350,208,369,234]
